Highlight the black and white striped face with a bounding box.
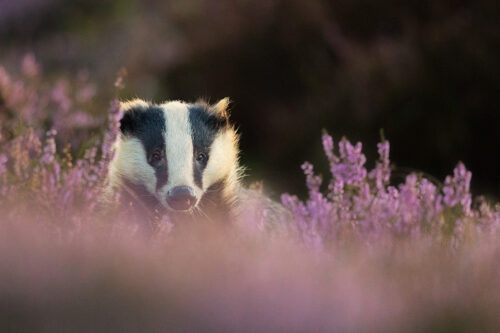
[112,99,237,212]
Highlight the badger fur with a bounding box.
[104,98,245,224]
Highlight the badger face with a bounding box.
[111,98,238,214]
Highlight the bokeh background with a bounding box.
[1,0,498,199]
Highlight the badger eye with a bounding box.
[196,152,208,163]
[151,151,162,163]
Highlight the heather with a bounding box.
[3,0,498,198]
[1,58,500,332]
[281,137,499,249]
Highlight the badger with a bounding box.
[104,97,249,225]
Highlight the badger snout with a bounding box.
[166,186,197,211]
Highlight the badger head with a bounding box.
[108,98,240,216]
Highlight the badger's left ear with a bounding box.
[211,97,230,120]
[119,99,150,136]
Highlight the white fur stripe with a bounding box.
[110,138,157,194]
[202,130,237,190]
[161,101,195,189]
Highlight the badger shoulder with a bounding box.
[234,184,292,231]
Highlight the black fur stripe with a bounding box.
[188,104,225,188]
[120,105,168,190]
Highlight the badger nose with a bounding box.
[166,186,196,211]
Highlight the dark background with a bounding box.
[1,0,498,199]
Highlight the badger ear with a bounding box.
[119,109,137,136]
[211,97,230,119]
[119,99,149,135]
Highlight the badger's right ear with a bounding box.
[211,97,230,120]
[119,99,150,135]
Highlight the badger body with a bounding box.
[105,98,243,223]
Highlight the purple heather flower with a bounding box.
[369,141,391,191]
[322,133,337,167]
[76,84,96,103]
[0,66,11,89]
[283,134,485,244]
[395,174,421,235]
[0,154,7,175]
[101,99,122,163]
[0,154,8,196]
[21,53,40,78]
[51,80,72,113]
[442,162,472,215]
[302,162,322,194]
[41,129,57,165]
[332,139,367,186]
